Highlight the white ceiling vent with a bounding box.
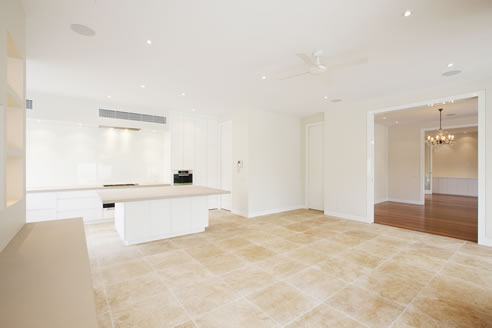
[99,109,166,124]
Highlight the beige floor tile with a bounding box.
[391,304,441,328]
[284,246,327,265]
[146,249,195,269]
[376,261,435,284]
[308,238,349,254]
[97,312,113,328]
[237,245,276,262]
[283,232,321,245]
[458,242,492,258]
[196,252,247,275]
[441,262,492,289]
[169,234,210,249]
[105,272,168,312]
[413,278,492,328]
[173,321,197,328]
[284,222,314,232]
[94,287,109,315]
[156,261,214,288]
[96,246,143,268]
[254,236,300,254]
[241,231,276,244]
[327,286,404,328]
[406,242,456,260]
[136,239,177,256]
[112,292,189,328]
[285,303,365,328]
[287,267,346,301]
[184,243,226,261]
[247,281,318,325]
[450,252,492,272]
[317,256,372,283]
[303,228,340,239]
[257,255,309,278]
[341,249,385,269]
[214,237,255,250]
[353,237,408,258]
[174,277,240,317]
[101,258,153,284]
[222,265,278,296]
[343,229,378,241]
[195,299,280,328]
[330,233,366,247]
[391,249,445,272]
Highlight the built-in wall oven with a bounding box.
[173,170,193,185]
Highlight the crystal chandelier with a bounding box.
[426,108,455,151]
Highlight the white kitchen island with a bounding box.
[97,186,229,245]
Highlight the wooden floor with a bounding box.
[375,194,478,242]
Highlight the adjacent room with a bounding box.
[1,1,492,328]
[374,97,479,241]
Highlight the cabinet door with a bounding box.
[170,115,183,170]
[182,118,195,170]
[194,118,208,186]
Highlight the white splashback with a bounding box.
[26,119,171,188]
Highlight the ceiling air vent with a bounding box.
[26,99,33,110]
[99,109,166,125]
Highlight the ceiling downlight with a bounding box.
[70,24,96,37]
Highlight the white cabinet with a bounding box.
[26,189,109,223]
[170,114,219,209]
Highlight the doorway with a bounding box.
[305,122,324,211]
[368,92,486,245]
[219,121,232,211]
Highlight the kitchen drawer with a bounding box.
[26,193,57,210]
[57,209,103,221]
[56,190,98,199]
[27,209,58,222]
[57,197,102,211]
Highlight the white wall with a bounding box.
[26,119,171,188]
[220,110,304,218]
[247,110,304,217]
[374,123,388,204]
[324,80,492,246]
[0,0,25,252]
[433,132,478,178]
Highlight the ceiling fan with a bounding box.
[276,49,368,80]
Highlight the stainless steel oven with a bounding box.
[173,170,193,185]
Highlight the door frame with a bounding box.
[424,142,433,195]
[367,91,487,246]
[305,121,324,210]
[218,120,232,211]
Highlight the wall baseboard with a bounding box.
[248,205,306,218]
[84,218,114,225]
[478,236,492,247]
[323,210,372,223]
[374,198,388,205]
[387,198,424,206]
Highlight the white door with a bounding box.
[219,121,232,210]
[307,123,324,211]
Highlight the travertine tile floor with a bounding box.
[86,209,492,328]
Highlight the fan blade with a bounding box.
[277,71,310,80]
[296,53,315,66]
[324,56,368,71]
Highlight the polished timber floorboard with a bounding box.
[87,209,492,328]
[375,194,478,242]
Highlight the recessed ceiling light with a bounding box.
[464,131,467,134]
[395,120,399,124]
[447,63,454,67]
[107,95,112,99]
[382,117,387,120]
[70,24,96,37]
[146,40,152,45]
[403,10,412,17]
[323,96,328,100]
[261,75,267,80]
[191,108,196,112]
[442,70,462,77]
[140,84,145,88]
[181,92,186,96]
[331,99,342,103]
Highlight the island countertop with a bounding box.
[97,185,229,204]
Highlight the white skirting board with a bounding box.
[115,196,209,245]
[432,177,478,197]
[323,210,372,223]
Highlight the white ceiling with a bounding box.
[375,97,478,126]
[23,0,492,116]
